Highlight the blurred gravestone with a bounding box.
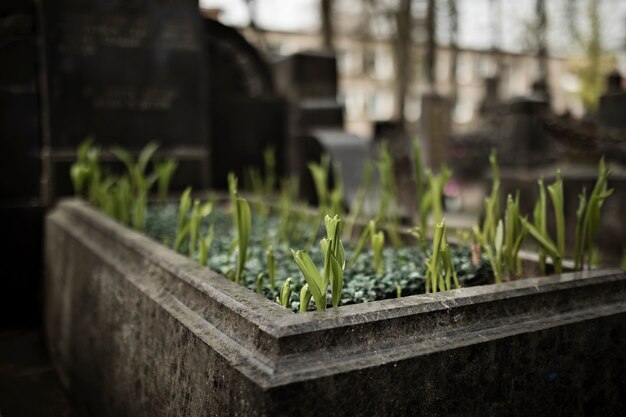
[203,18,288,189]
[599,71,625,130]
[0,0,44,326]
[496,97,551,168]
[273,51,371,206]
[39,0,209,201]
[0,0,40,202]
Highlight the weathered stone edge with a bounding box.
[50,199,626,390]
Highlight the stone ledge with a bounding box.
[45,199,626,416]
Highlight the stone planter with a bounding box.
[45,199,626,417]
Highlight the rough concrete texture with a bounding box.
[45,200,626,416]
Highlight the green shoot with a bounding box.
[198,224,215,266]
[376,143,403,248]
[534,179,548,274]
[263,146,277,194]
[267,245,276,290]
[292,249,326,310]
[174,187,192,253]
[547,170,565,257]
[574,158,613,270]
[188,200,213,258]
[574,188,588,270]
[233,197,251,283]
[345,160,373,239]
[347,222,371,269]
[70,137,102,204]
[395,283,402,298]
[111,143,159,231]
[292,214,346,310]
[299,284,312,312]
[426,166,452,225]
[440,232,461,290]
[426,221,461,293]
[154,159,178,202]
[278,177,298,242]
[277,277,293,308]
[320,215,345,308]
[376,142,396,223]
[256,273,265,294]
[522,216,561,273]
[329,162,344,217]
[308,155,331,210]
[524,177,566,275]
[372,230,385,275]
[425,221,446,293]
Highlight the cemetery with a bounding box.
[1,0,625,416]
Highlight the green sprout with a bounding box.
[347,220,384,275]
[395,283,402,298]
[376,142,402,247]
[70,137,102,204]
[245,166,264,195]
[263,146,277,194]
[345,160,373,239]
[292,215,345,310]
[188,200,213,258]
[154,159,178,202]
[371,228,385,275]
[111,143,160,231]
[267,245,276,290]
[198,224,215,267]
[299,284,312,312]
[232,197,251,284]
[174,187,192,253]
[547,170,565,258]
[320,215,345,308]
[425,221,445,293]
[256,273,265,294]
[277,277,293,308]
[292,250,326,310]
[425,220,461,293]
[426,166,452,225]
[308,155,331,210]
[574,158,613,270]
[412,138,432,240]
[278,177,299,242]
[478,191,528,284]
[522,178,563,274]
[329,162,344,217]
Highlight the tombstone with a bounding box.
[0,1,40,202]
[39,0,210,202]
[479,75,500,115]
[273,51,372,207]
[496,96,551,168]
[204,18,288,189]
[0,0,45,326]
[599,71,626,130]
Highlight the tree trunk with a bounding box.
[393,0,412,131]
[321,0,334,51]
[448,0,458,103]
[536,0,549,92]
[426,0,437,91]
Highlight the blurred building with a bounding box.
[238,27,581,138]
